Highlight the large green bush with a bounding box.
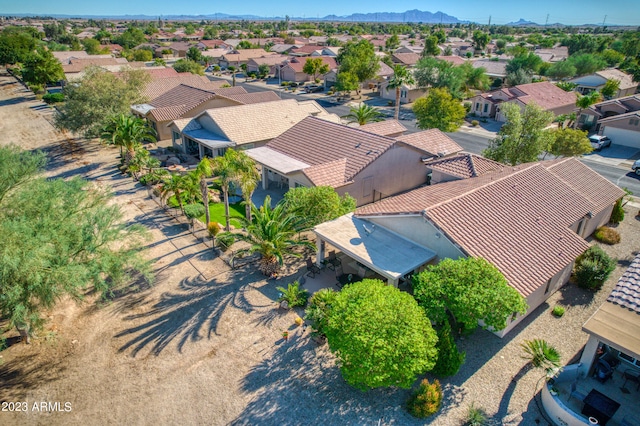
[432,319,466,377]
[42,92,64,103]
[304,288,337,336]
[574,246,616,291]
[406,378,443,418]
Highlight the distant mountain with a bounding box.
[507,18,540,26]
[4,9,463,23]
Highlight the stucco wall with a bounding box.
[430,169,461,185]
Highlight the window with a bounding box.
[172,131,180,143]
[576,218,586,236]
[483,103,488,113]
[629,118,639,126]
[475,102,480,111]
[400,90,407,99]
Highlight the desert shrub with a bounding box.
[432,319,466,377]
[305,288,337,335]
[574,246,616,291]
[207,221,221,237]
[280,81,289,86]
[407,378,443,418]
[277,281,309,308]
[552,306,565,317]
[464,402,487,426]
[471,120,479,127]
[43,92,64,103]
[215,232,235,251]
[593,226,621,245]
[610,198,624,224]
[183,203,205,221]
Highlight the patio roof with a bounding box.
[183,129,233,150]
[314,213,436,282]
[245,146,310,174]
[583,303,640,360]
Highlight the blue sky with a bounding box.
[3,0,639,26]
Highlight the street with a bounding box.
[209,76,640,195]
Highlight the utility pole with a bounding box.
[488,15,491,27]
[545,14,549,27]
[602,15,607,27]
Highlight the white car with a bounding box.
[632,159,640,175]
[589,135,612,151]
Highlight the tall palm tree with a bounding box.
[343,103,384,125]
[387,65,415,121]
[520,339,562,375]
[574,91,602,129]
[234,195,314,275]
[233,150,260,222]
[211,149,238,232]
[193,157,213,226]
[101,114,156,166]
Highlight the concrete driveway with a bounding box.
[584,144,640,167]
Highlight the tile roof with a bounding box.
[396,129,463,157]
[291,45,323,55]
[146,85,248,122]
[199,100,339,145]
[358,120,407,137]
[472,59,508,77]
[144,67,180,79]
[303,158,350,188]
[218,91,281,105]
[266,116,397,186]
[377,61,394,77]
[247,55,287,66]
[425,153,504,178]
[149,105,189,122]
[511,81,577,110]
[222,49,276,62]
[437,55,467,66]
[62,57,121,73]
[141,75,213,100]
[392,52,421,66]
[286,56,338,73]
[596,69,637,91]
[171,117,202,133]
[607,254,640,313]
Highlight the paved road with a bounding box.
[209,76,640,195]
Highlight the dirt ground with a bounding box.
[1,69,639,426]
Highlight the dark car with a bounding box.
[304,84,324,93]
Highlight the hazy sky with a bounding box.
[3,0,639,26]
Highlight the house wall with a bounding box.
[618,86,637,98]
[584,205,614,238]
[429,170,462,185]
[333,145,429,207]
[471,97,495,118]
[280,66,309,83]
[600,117,640,132]
[380,85,426,104]
[364,215,465,263]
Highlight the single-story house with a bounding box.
[472,59,508,79]
[289,45,325,57]
[396,129,463,160]
[596,111,640,149]
[316,157,624,336]
[391,52,421,67]
[245,117,461,206]
[379,81,426,104]
[570,69,638,99]
[279,56,337,83]
[218,49,277,69]
[358,120,407,138]
[424,152,503,184]
[533,46,569,63]
[201,48,231,64]
[436,55,467,66]
[168,99,340,158]
[268,44,302,54]
[165,41,193,58]
[140,73,217,101]
[470,81,577,121]
[196,39,232,50]
[246,55,288,77]
[575,94,640,132]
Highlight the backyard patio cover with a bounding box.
[183,128,234,150]
[314,213,436,283]
[583,302,640,360]
[246,146,309,174]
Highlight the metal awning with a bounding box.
[183,129,234,150]
[314,213,436,282]
[583,302,640,360]
[246,147,310,174]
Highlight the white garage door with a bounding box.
[602,126,640,148]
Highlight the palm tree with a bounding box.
[211,149,238,232]
[574,91,602,129]
[161,173,187,212]
[101,114,156,167]
[234,195,314,275]
[193,157,214,226]
[343,103,384,125]
[387,65,415,121]
[520,339,562,375]
[233,150,260,222]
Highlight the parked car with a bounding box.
[589,135,612,151]
[632,159,640,175]
[303,84,324,93]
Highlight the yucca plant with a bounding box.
[520,339,561,375]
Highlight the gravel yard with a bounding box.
[1,68,639,426]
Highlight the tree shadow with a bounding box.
[115,269,270,357]
[556,281,597,307]
[0,353,67,400]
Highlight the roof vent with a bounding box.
[355,143,361,148]
[437,152,446,157]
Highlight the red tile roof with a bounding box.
[286,56,338,73]
[266,116,396,186]
[396,129,463,157]
[141,74,213,100]
[218,91,281,105]
[509,82,577,110]
[145,68,179,79]
[358,120,407,136]
[425,153,503,178]
[437,55,467,65]
[392,52,420,66]
[147,85,248,122]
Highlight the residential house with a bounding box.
[246,117,460,206]
[246,55,287,77]
[534,46,569,63]
[436,55,467,66]
[201,48,231,64]
[290,45,325,57]
[268,44,300,54]
[52,50,91,64]
[469,81,577,121]
[472,59,508,79]
[218,49,276,69]
[102,44,124,56]
[423,152,502,184]
[358,120,407,138]
[279,57,338,83]
[168,99,340,158]
[391,52,421,67]
[396,130,464,161]
[315,157,624,335]
[596,111,640,148]
[140,73,217,101]
[570,69,638,98]
[61,57,132,81]
[379,81,426,104]
[165,41,193,58]
[313,46,340,57]
[576,94,640,132]
[196,39,232,50]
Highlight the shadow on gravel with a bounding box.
[556,282,596,307]
[115,269,268,356]
[0,353,66,400]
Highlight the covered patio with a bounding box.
[245,146,309,190]
[313,213,437,287]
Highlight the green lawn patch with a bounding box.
[202,202,245,228]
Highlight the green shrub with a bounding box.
[464,402,487,426]
[207,221,221,237]
[43,92,64,103]
[432,319,466,377]
[407,378,443,418]
[281,81,289,86]
[305,288,337,335]
[552,305,565,317]
[593,226,621,245]
[183,203,205,221]
[277,281,309,308]
[463,102,472,113]
[610,198,624,224]
[471,120,479,127]
[574,246,616,291]
[215,232,235,251]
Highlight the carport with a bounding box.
[313,213,437,287]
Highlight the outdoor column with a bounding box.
[315,237,325,267]
[579,335,600,378]
[198,144,204,159]
[261,167,268,190]
[387,277,399,287]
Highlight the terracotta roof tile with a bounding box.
[218,91,281,105]
[396,129,463,157]
[266,116,397,185]
[425,153,503,178]
[392,52,420,66]
[358,120,407,136]
[149,105,189,122]
[303,158,350,187]
[286,56,338,72]
[144,67,179,79]
[607,254,640,313]
[141,75,213,100]
[222,49,277,62]
[511,81,577,110]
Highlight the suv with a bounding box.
[589,135,612,151]
[633,159,640,175]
